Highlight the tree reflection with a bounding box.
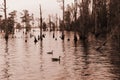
[109,40,120,80]
[39,41,44,80]
[4,40,10,80]
[81,40,90,78]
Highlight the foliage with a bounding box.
[21,10,32,32]
[59,0,120,36]
[0,10,16,33]
[16,23,22,29]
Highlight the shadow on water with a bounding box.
[72,40,82,80]
[109,40,120,80]
[80,40,90,79]
[72,39,90,80]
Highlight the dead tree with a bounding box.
[4,0,8,40]
[39,4,43,41]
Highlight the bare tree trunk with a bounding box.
[39,4,43,41]
[49,15,51,31]
[4,0,8,40]
[74,0,78,42]
[56,14,58,31]
[61,0,65,40]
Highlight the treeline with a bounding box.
[0,11,16,33]
[60,0,120,37]
[0,10,34,33]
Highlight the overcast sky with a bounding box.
[0,0,74,19]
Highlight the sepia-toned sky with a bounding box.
[0,0,74,19]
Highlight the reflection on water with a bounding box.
[0,29,120,80]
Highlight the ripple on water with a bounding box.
[0,30,120,80]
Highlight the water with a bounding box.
[0,29,120,80]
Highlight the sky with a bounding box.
[0,0,74,20]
